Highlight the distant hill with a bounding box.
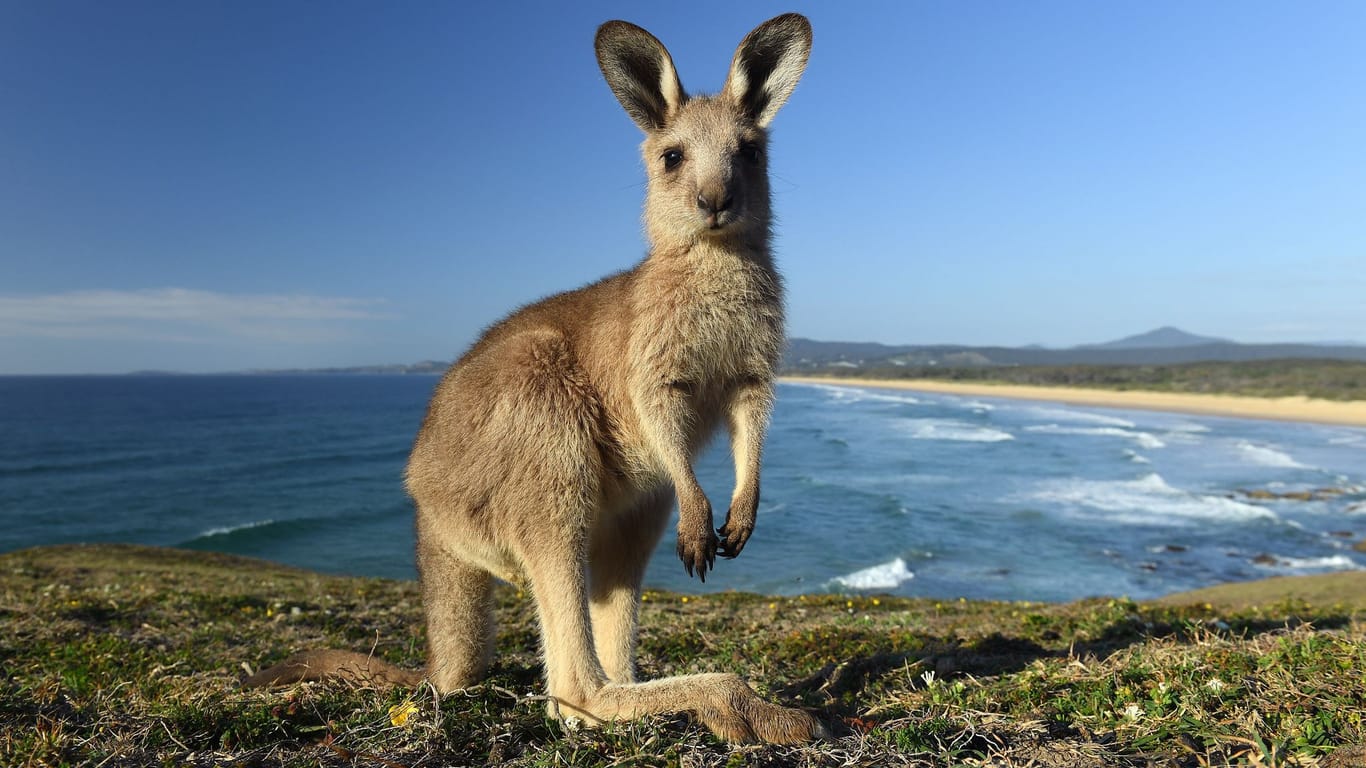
[783,327,1366,370]
[1079,326,1229,350]
[244,360,449,375]
[232,327,1366,377]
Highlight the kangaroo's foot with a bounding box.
[552,673,826,744]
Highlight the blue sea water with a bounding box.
[1,375,1362,601]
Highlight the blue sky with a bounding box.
[2,1,1363,374]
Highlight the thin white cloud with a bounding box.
[0,288,385,343]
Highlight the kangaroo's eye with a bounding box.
[740,143,763,164]
[662,149,684,170]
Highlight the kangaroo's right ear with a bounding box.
[595,21,686,132]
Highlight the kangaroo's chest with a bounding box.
[644,261,783,387]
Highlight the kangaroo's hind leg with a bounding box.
[415,514,496,693]
[588,489,672,683]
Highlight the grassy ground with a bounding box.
[4,544,1365,767]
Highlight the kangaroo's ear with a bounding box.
[596,21,686,132]
[723,13,812,128]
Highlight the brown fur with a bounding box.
[249,14,818,743]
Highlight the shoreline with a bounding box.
[781,375,1366,428]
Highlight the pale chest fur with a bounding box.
[630,252,784,393]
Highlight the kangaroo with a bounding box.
[248,13,818,744]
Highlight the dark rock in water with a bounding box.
[1138,562,1158,572]
[1161,544,1188,552]
[1238,487,1350,502]
[1328,530,1356,538]
[1251,553,1279,566]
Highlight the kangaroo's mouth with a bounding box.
[703,210,739,231]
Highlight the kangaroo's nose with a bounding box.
[696,192,733,214]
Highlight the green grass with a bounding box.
[3,544,1365,766]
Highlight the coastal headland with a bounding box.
[783,376,1366,427]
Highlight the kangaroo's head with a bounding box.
[596,14,811,253]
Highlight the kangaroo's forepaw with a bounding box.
[676,527,719,582]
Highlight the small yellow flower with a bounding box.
[681,596,690,603]
[389,700,418,728]
[769,602,777,610]
[872,598,880,606]
[846,600,854,609]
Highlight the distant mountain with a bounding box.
[782,330,1366,371]
[246,360,449,375]
[1079,326,1230,350]
[230,327,1366,377]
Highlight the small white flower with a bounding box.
[1205,678,1226,692]
[920,670,936,687]
[1123,703,1143,720]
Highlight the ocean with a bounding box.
[1,375,1362,602]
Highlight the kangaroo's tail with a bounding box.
[243,649,423,688]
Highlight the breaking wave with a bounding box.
[830,557,915,590]
[1026,473,1275,526]
[898,418,1014,443]
[1025,424,1166,449]
[1236,441,1309,469]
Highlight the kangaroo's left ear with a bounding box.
[722,13,812,128]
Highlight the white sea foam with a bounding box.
[899,418,1014,443]
[1122,450,1152,465]
[1254,554,1360,571]
[1020,406,1136,428]
[197,519,275,538]
[955,399,996,412]
[831,557,915,590]
[1165,422,1212,434]
[858,390,925,406]
[1027,473,1274,526]
[1025,424,1166,449]
[1236,441,1308,469]
[1327,432,1366,448]
[805,383,924,406]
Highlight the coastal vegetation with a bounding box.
[788,359,1366,402]
[5,544,1365,766]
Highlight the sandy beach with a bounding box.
[783,376,1366,428]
